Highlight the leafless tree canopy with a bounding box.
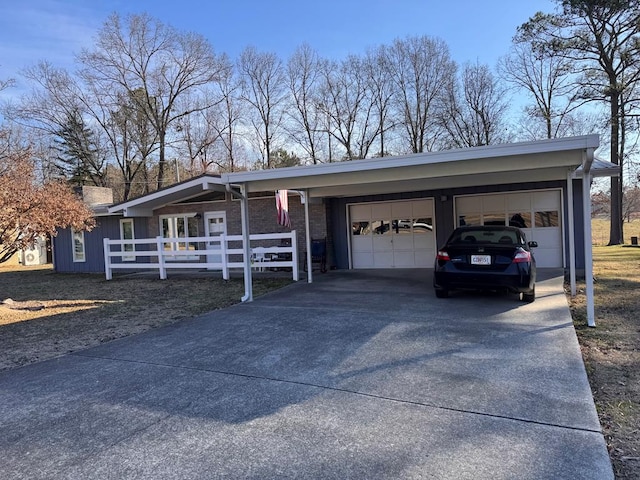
[1,7,638,209]
[517,0,640,244]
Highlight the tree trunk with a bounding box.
[608,91,623,245]
[157,130,166,190]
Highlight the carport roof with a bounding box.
[110,135,608,216]
[222,135,603,197]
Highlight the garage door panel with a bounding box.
[534,190,560,209]
[412,200,432,217]
[456,190,563,268]
[414,250,433,267]
[373,252,394,267]
[393,251,416,267]
[392,202,412,217]
[415,235,435,251]
[350,204,371,220]
[533,248,562,268]
[352,236,372,253]
[373,236,393,252]
[372,203,392,218]
[349,199,435,269]
[353,252,374,268]
[506,193,531,210]
[393,235,414,250]
[483,194,505,211]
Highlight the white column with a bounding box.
[239,183,253,302]
[583,171,595,327]
[567,171,576,296]
[103,238,112,280]
[304,189,313,283]
[157,236,167,280]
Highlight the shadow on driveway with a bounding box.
[0,269,613,479]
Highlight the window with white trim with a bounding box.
[72,229,86,262]
[120,218,135,261]
[160,214,200,260]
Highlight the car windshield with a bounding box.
[449,229,522,246]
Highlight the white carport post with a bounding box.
[303,189,313,283]
[567,170,577,296]
[239,183,253,302]
[582,150,595,327]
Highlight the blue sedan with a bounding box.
[433,226,537,302]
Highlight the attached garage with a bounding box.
[349,199,435,268]
[106,134,611,324]
[455,189,563,268]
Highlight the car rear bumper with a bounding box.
[433,269,534,293]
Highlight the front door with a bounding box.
[204,212,227,267]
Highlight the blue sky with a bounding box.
[1,0,559,95]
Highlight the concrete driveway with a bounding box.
[0,269,613,479]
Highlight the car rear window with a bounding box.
[450,230,521,245]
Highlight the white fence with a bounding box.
[104,231,298,281]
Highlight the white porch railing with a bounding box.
[103,231,298,281]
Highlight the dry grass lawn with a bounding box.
[0,265,291,371]
[568,219,640,479]
[1,222,639,478]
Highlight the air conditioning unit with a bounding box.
[22,238,48,266]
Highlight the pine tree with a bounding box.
[54,110,105,186]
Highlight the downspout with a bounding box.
[226,182,253,302]
[582,149,595,327]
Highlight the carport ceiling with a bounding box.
[223,135,599,198]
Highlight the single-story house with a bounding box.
[52,135,619,325]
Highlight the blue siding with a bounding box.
[53,216,150,273]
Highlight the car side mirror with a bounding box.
[528,241,538,248]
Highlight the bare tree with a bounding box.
[77,13,225,189]
[5,62,82,143]
[210,54,245,172]
[238,46,287,169]
[286,44,324,164]
[519,1,640,244]
[3,62,109,184]
[0,74,14,92]
[364,46,397,157]
[107,89,159,199]
[173,90,225,176]
[623,185,640,222]
[441,62,511,148]
[385,36,456,153]
[499,36,582,139]
[318,55,379,160]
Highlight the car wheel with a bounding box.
[435,288,449,299]
[522,286,535,303]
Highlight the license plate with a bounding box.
[471,255,491,265]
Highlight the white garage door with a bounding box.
[455,190,563,268]
[350,199,435,268]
